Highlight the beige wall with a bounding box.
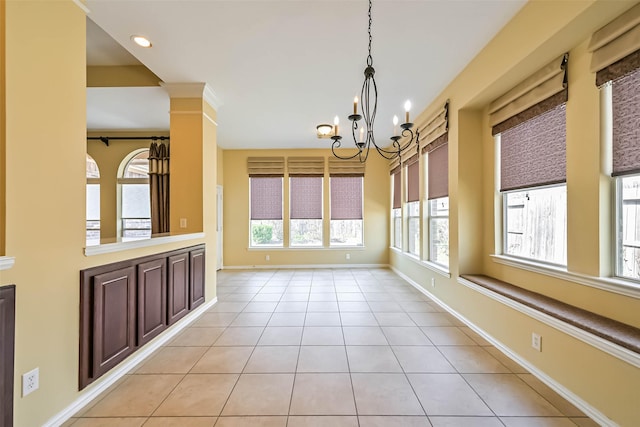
[391,1,640,425]
[223,149,389,267]
[0,2,217,425]
[2,2,88,425]
[0,0,5,255]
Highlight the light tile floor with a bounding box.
[65,268,599,427]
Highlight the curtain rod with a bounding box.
[87,136,170,147]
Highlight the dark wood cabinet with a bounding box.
[0,285,15,427]
[190,247,205,309]
[137,259,167,346]
[80,244,205,389]
[92,267,136,379]
[167,252,189,325]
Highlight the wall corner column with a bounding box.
[162,82,219,297]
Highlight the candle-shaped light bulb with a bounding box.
[393,115,399,136]
[404,100,412,123]
[359,126,365,142]
[334,115,340,136]
[353,96,359,115]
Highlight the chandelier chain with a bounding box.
[367,0,373,66]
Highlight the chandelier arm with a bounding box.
[331,137,367,160]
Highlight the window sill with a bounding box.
[491,254,640,299]
[0,256,15,271]
[248,246,366,251]
[391,248,451,278]
[85,232,205,256]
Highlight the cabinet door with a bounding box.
[167,252,189,325]
[0,285,15,427]
[137,259,167,345]
[190,248,205,309]
[92,267,136,379]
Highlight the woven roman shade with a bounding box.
[612,67,640,176]
[405,155,420,203]
[428,143,449,200]
[489,54,568,135]
[247,157,285,176]
[418,100,449,153]
[250,177,283,220]
[392,169,402,209]
[589,3,640,86]
[287,157,325,176]
[330,176,363,220]
[290,176,323,219]
[328,158,365,176]
[500,103,566,192]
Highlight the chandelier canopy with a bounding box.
[329,0,419,163]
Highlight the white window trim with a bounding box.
[427,197,449,267]
[406,201,420,257]
[501,183,567,267]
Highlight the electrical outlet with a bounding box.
[531,333,542,351]
[265,255,270,261]
[22,368,39,397]
[431,278,436,288]
[346,253,350,260]
[179,218,187,228]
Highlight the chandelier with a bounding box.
[329,0,418,163]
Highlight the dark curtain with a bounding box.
[149,141,170,234]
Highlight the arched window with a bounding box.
[86,154,100,245]
[119,149,151,240]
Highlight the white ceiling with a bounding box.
[85,0,526,149]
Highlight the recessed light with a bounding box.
[131,35,152,48]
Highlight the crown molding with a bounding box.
[72,0,90,14]
[160,82,223,110]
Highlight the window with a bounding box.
[330,176,363,246]
[425,139,449,267]
[120,150,151,240]
[290,176,323,247]
[407,201,420,255]
[86,154,100,245]
[498,104,567,265]
[250,176,283,247]
[391,168,402,249]
[429,197,449,266]
[504,185,567,265]
[405,156,420,256]
[488,54,569,266]
[617,175,640,280]
[611,67,640,280]
[393,208,402,249]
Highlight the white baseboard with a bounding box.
[44,297,218,427]
[222,263,390,270]
[390,267,616,427]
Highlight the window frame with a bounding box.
[614,174,640,283]
[501,183,567,267]
[118,149,151,240]
[249,176,284,248]
[406,201,420,257]
[427,196,449,267]
[329,175,364,247]
[86,154,101,245]
[289,175,323,248]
